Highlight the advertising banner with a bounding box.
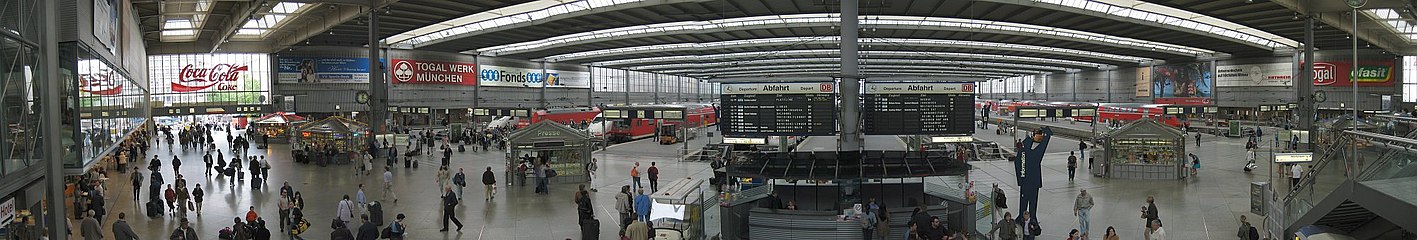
[93,0,119,53]
[1310,61,1395,87]
[1135,66,1151,97]
[276,57,374,84]
[78,59,123,96]
[1216,63,1293,87]
[479,65,591,88]
[148,53,271,105]
[0,198,13,228]
[389,59,478,85]
[1152,62,1213,105]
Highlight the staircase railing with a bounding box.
[1280,133,1351,219]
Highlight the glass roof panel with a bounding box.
[1034,0,1295,48]
[389,0,648,45]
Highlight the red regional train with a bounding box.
[516,107,602,128]
[606,104,719,142]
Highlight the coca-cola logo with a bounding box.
[1312,63,1337,86]
[79,70,123,96]
[173,64,248,92]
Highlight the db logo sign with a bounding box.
[819,83,834,92]
[392,61,415,82]
[961,83,975,92]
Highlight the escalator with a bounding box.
[1279,130,1417,239]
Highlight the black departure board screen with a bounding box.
[862,82,976,135]
[721,82,837,136]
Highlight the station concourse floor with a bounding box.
[92,128,714,240]
[969,119,1302,240]
[89,122,1304,240]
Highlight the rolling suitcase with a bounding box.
[580,218,600,240]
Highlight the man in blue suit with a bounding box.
[1015,127,1051,221]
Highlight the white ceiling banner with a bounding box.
[478,65,590,88]
[1216,63,1293,87]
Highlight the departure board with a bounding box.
[720,82,837,136]
[862,82,976,135]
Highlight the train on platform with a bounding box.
[606,103,719,143]
[976,100,1187,127]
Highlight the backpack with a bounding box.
[1248,226,1260,240]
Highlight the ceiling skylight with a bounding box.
[476,14,1212,58]
[158,0,214,42]
[600,50,1097,70]
[1363,9,1417,41]
[1027,0,1297,48]
[388,0,671,46]
[543,37,1148,63]
[233,2,310,39]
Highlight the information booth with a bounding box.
[505,121,593,186]
[252,112,305,143]
[294,116,368,164]
[722,150,977,239]
[1101,118,1188,179]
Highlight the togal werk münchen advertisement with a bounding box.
[478,65,589,88]
[389,59,479,85]
[1216,63,1293,87]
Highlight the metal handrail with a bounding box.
[1279,134,1348,205]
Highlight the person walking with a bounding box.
[587,158,598,192]
[204,152,213,176]
[1291,164,1303,189]
[383,167,398,203]
[111,212,139,240]
[171,155,182,173]
[647,162,660,193]
[1067,151,1078,181]
[481,167,497,201]
[453,168,467,200]
[80,210,102,240]
[439,187,463,231]
[277,191,291,231]
[192,184,204,214]
[630,162,642,190]
[172,218,200,240]
[436,167,451,190]
[355,184,367,213]
[163,184,177,214]
[1074,189,1094,238]
[1143,196,1160,230]
[634,188,652,222]
[1078,140,1088,161]
[129,167,142,201]
[1146,219,1166,240]
[534,161,549,194]
[336,195,355,225]
[1237,215,1258,240]
[175,183,190,216]
[616,185,634,233]
[1195,131,1202,146]
[356,214,378,240]
[988,211,1017,240]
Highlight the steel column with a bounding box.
[368,10,387,144]
[540,61,548,108]
[839,0,862,151]
[43,0,67,237]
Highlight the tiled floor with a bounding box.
[83,121,1309,240]
[88,128,713,240]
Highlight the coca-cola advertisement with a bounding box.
[173,63,249,92]
[148,54,271,105]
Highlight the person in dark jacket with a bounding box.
[111,212,140,240]
[440,187,463,231]
[232,217,250,240]
[482,167,497,200]
[356,214,379,240]
[330,220,355,240]
[452,168,467,199]
[252,218,273,240]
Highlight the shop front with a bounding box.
[293,116,368,165]
[251,112,306,143]
[1101,118,1188,180]
[505,122,592,186]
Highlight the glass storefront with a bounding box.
[72,46,148,162]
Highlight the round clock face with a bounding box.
[1345,0,1366,8]
[1314,91,1327,103]
[356,91,369,104]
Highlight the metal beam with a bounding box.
[1271,0,1416,55]
[208,0,267,53]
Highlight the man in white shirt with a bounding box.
[384,168,398,203]
[1291,164,1303,189]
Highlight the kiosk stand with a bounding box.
[1101,118,1188,180]
[505,121,593,185]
